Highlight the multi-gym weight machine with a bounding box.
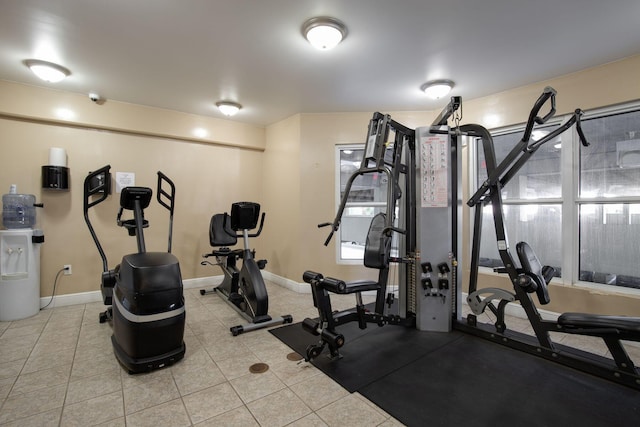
[302,97,464,360]
[302,88,640,390]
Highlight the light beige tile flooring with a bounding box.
[1,281,638,426]
[0,282,402,427]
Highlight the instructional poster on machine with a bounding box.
[420,134,449,208]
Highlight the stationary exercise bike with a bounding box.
[83,165,186,373]
[201,202,292,335]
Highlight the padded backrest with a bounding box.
[209,213,237,247]
[516,241,551,305]
[230,202,260,231]
[364,212,390,270]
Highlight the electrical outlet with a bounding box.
[64,264,72,275]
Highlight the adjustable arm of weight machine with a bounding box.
[467,87,589,208]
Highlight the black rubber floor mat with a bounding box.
[270,320,463,392]
[271,321,640,426]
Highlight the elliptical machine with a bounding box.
[201,202,292,335]
[83,165,186,373]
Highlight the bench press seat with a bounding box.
[334,279,380,294]
[558,313,640,335]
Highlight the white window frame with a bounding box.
[470,101,640,297]
[334,144,387,264]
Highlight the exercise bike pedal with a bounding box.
[257,259,267,270]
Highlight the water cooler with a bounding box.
[0,186,44,321]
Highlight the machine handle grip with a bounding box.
[523,87,557,143]
[575,109,590,147]
[323,228,336,246]
[318,222,332,228]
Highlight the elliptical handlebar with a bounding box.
[156,171,176,253]
[83,165,112,273]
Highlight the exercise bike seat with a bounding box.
[211,247,243,257]
[558,312,640,335]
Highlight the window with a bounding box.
[336,145,389,261]
[474,104,640,290]
[578,109,640,288]
[476,124,564,275]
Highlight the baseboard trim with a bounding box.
[262,270,310,293]
[39,273,305,309]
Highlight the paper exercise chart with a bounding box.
[420,134,449,208]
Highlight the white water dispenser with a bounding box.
[0,185,44,321]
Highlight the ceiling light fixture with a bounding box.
[421,79,455,100]
[216,101,242,117]
[302,17,347,50]
[24,59,71,83]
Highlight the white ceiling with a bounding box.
[1,0,639,126]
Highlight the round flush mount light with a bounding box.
[24,59,71,83]
[421,79,455,100]
[216,101,242,117]
[302,17,347,50]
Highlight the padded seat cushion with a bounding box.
[558,312,640,334]
[212,248,243,257]
[343,280,380,293]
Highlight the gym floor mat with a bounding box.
[270,320,640,427]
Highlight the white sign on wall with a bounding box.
[115,172,135,193]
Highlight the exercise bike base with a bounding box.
[230,314,293,336]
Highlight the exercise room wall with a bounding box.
[0,80,266,298]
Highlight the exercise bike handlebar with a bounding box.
[248,212,266,238]
[83,164,112,273]
[221,211,266,238]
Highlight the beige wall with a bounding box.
[0,79,265,298]
[1,54,640,316]
[260,114,302,280]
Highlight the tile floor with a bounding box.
[0,282,402,427]
[0,281,638,426]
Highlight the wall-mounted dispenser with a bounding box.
[42,147,69,190]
